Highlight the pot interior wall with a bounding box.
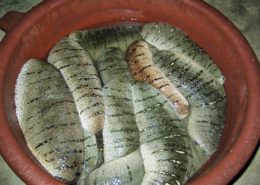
[1,0,251,184]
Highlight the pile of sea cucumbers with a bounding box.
[15,22,226,185]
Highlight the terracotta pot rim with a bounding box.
[0,0,259,185]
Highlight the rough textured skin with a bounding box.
[48,37,104,133]
[85,150,144,185]
[69,25,142,60]
[141,22,226,155]
[15,22,226,185]
[152,49,226,155]
[140,22,224,84]
[76,129,99,185]
[15,59,88,184]
[96,48,139,162]
[127,40,190,119]
[132,82,203,185]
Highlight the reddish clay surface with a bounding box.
[0,0,259,185]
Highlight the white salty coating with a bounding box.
[48,37,104,133]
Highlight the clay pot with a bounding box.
[0,0,259,185]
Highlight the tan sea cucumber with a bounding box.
[127,40,190,119]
